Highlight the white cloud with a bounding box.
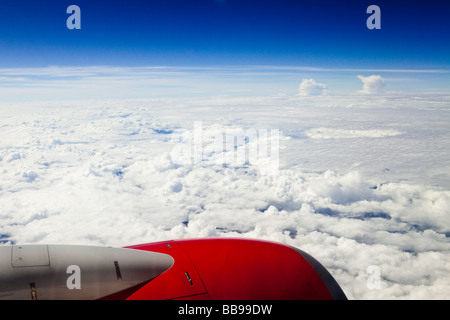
[358,75,386,94]
[0,67,447,103]
[305,128,402,139]
[298,79,327,96]
[1,92,450,299]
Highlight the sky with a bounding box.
[0,0,449,69]
[0,0,448,100]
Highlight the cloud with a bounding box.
[298,79,327,96]
[1,91,450,299]
[357,75,385,94]
[305,128,402,139]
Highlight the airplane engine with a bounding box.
[0,238,346,300]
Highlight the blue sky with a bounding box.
[0,0,449,69]
[0,0,448,100]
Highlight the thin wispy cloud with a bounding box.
[1,65,449,78]
[0,66,448,103]
[253,66,450,74]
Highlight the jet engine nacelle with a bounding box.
[0,238,346,300]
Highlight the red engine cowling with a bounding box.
[0,238,346,300]
[122,238,347,300]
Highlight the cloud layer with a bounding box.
[0,66,449,103]
[1,93,450,299]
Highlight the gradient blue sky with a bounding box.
[0,0,449,101]
[0,0,449,69]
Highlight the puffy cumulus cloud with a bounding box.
[298,79,327,96]
[357,75,385,94]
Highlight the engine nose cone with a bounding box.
[0,245,174,300]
